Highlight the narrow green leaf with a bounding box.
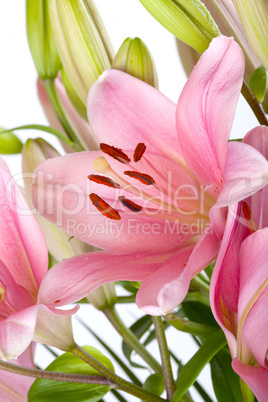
[210,348,243,402]
[110,389,128,402]
[181,302,218,327]
[143,373,165,396]
[122,315,152,369]
[249,66,267,103]
[172,330,227,401]
[0,127,23,154]
[0,125,74,147]
[28,346,113,402]
[76,318,141,386]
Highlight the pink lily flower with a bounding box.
[33,36,268,315]
[0,344,35,401]
[210,126,268,401]
[0,158,78,360]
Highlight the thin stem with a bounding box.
[71,344,166,402]
[152,316,175,400]
[43,78,87,151]
[115,295,136,304]
[103,306,162,373]
[241,81,268,126]
[0,360,110,385]
[164,313,217,336]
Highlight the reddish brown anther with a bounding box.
[124,171,155,185]
[100,143,130,164]
[89,193,121,220]
[88,174,120,189]
[242,201,258,233]
[118,196,142,212]
[134,143,146,162]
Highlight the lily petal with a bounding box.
[232,358,268,402]
[0,159,48,294]
[215,141,268,208]
[87,69,184,164]
[137,229,220,315]
[38,251,168,306]
[176,36,244,196]
[0,305,39,360]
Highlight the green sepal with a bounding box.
[0,127,23,154]
[143,373,165,396]
[28,346,114,402]
[249,65,267,103]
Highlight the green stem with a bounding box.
[241,80,268,126]
[0,360,109,385]
[240,378,255,402]
[43,78,86,151]
[115,295,136,304]
[103,306,162,373]
[71,344,166,402]
[152,316,175,400]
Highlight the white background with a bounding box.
[0,1,259,401]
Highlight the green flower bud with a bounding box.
[86,283,116,310]
[22,138,93,262]
[112,37,158,88]
[0,127,23,154]
[49,0,114,104]
[233,0,268,70]
[249,65,267,103]
[26,0,61,79]
[139,0,220,53]
[61,68,88,121]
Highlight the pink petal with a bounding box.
[238,229,268,318]
[232,358,268,402]
[32,151,194,253]
[87,70,184,164]
[215,141,268,208]
[242,288,268,368]
[0,306,39,360]
[137,229,220,315]
[243,126,268,229]
[0,158,48,294]
[210,203,241,357]
[38,251,168,306]
[176,36,244,197]
[0,345,36,401]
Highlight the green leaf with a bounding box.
[143,373,165,396]
[0,125,74,147]
[116,281,138,294]
[210,348,243,402]
[28,346,114,402]
[249,66,267,103]
[122,315,152,369]
[172,330,227,401]
[0,127,23,154]
[181,302,218,327]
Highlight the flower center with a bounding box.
[88,143,211,232]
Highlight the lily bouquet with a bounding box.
[0,1,267,401]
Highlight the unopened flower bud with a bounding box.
[22,138,93,261]
[86,283,116,310]
[26,0,61,79]
[61,68,88,121]
[0,127,23,154]
[232,0,268,71]
[49,0,114,104]
[139,0,220,53]
[112,37,158,88]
